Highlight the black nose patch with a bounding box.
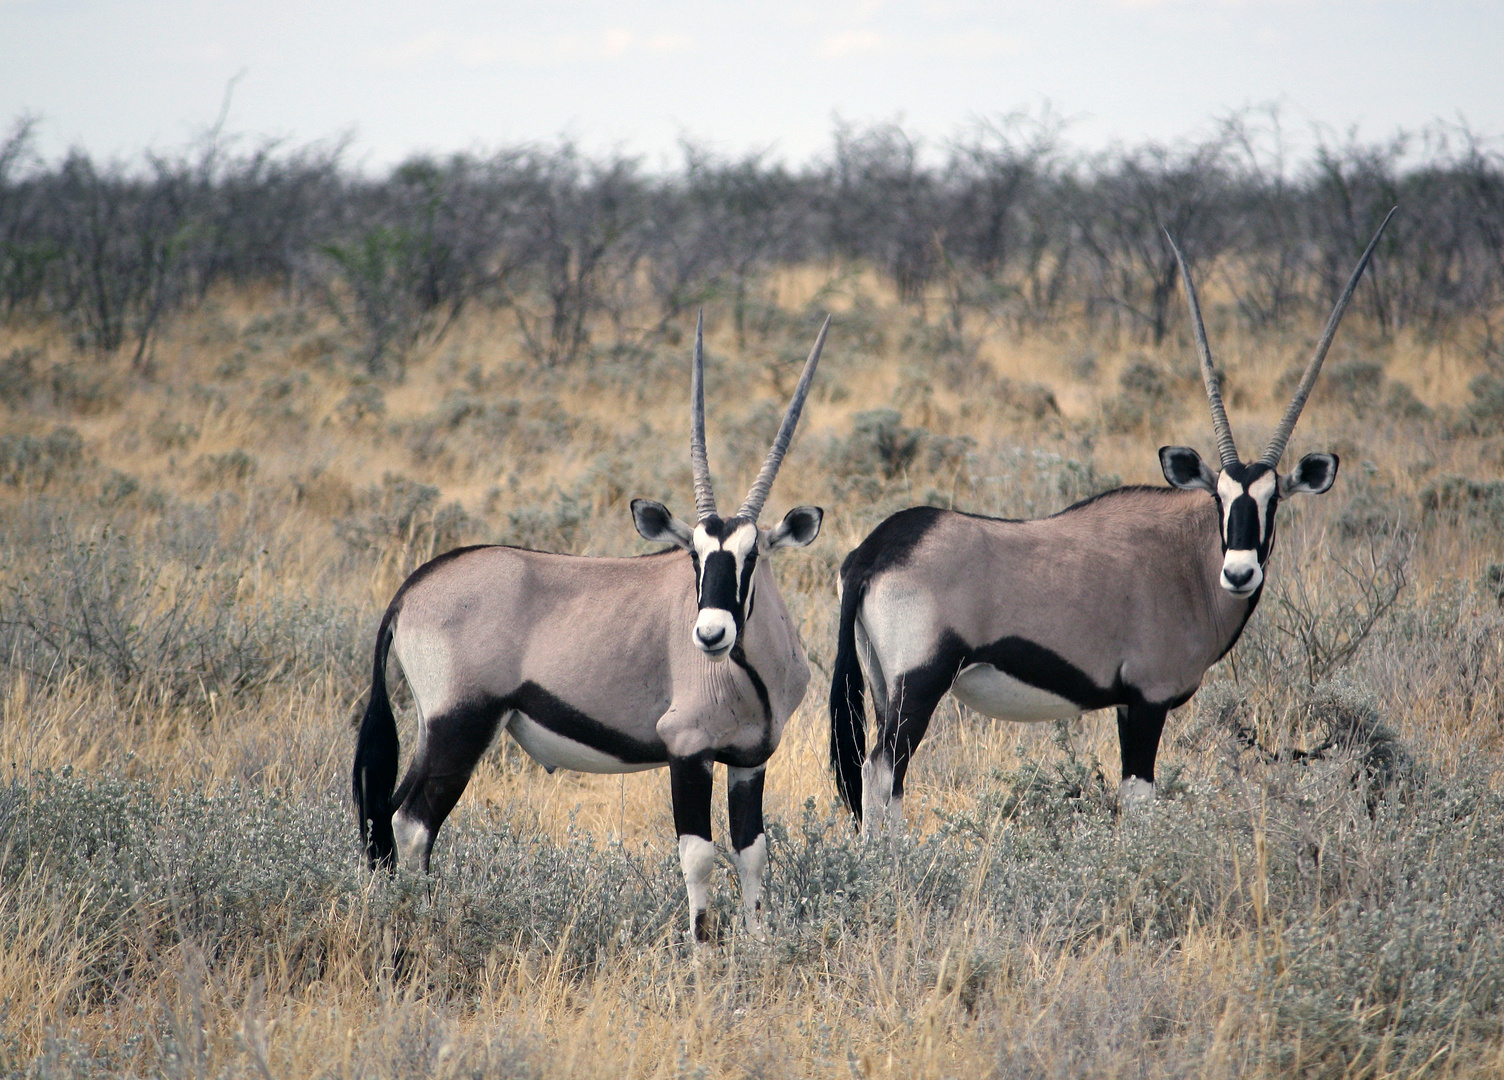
[699,551,740,615]
[1225,494,1263,552]
[1224,565,1255,588]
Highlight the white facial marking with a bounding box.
[1248,471,1277,538]
[1120,776,1156,809]
[952,663,1085,723]
[693,608,736,658]
[730,833,769,938]
[1216,470,1277,596]
[392,810,430,871]
[1215,471,1241,539]
[1220,549,1263,596]
[690,523,761,658]
[678,834,718,936]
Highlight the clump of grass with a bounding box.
[0,503,363,706]
[0,426,84,489]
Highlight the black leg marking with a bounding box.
[392,700,505,871]
[670,753,715,841]
[1117,700,1169,786]
[727,764,769,935]
[727,767,765,853]
[670,753,717,944]
[880,666,956,802]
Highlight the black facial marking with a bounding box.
[1216,461,1279,560]
[738,551,758,615]
[501,681,669,764]
[699,550,740,618]
[1224,494,1263,551]
[699,514,747,540]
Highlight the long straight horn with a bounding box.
[738,315,830,521]
[1165,230,1240,470]
[690,310,717,521]
[1261,207,1397,467]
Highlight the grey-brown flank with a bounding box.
[830,210,1396,830]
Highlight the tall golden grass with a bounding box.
[1,269,1501,1077]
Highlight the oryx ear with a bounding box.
[631,499,694,549]
[1159,446,1218,493]
[763,506,823,551]
[1280,452,1339,497]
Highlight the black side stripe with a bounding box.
[912,630,1193,714]
[501,681,668,765]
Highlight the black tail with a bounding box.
[352,607,400,870]
[829,560,870,824]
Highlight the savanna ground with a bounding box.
[2,265,1503,1078]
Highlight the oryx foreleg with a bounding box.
[1116,699,1169,808]
[726,765,768,939]
[670,752,717,944]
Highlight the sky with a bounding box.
[1,0,1500,172]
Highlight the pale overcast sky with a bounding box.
[1,0,1498,170]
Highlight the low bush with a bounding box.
[0,508,363,703]
[0,426,83,489]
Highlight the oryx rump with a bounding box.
[830,211,1395,830]
[354,314,828,942]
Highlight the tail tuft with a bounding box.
[352,611,400,870]
[828,566,869,824]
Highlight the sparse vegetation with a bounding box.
[2,115,1503,1077]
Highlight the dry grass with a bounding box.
[2,270,1503,1078]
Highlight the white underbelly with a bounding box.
[950,663,1083,723]
[506,712,664,774]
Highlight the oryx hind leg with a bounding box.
[391,703,506,873]
[726,765,768,939]
[863,666,951,835]
[670,752,717,944]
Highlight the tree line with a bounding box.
[2,110,1501,372]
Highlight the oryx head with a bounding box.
[1159,210,1394,598]
[632,312,827,660]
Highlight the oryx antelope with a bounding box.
[353,314,828,942]
[830,211,1395,829]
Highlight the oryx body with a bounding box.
[355,315,828,942]
[830,212,1395,829]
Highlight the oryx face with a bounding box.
[1161,447,1338,598]
[632,500,823,660]
[688,515,760,658]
